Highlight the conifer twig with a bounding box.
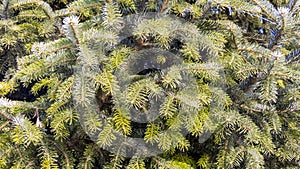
[0,121,10,130]
[0,111,13,121]
[160,0,168,13]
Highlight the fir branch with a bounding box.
[0,120,10,130]
[160,0,168,13]
[286,48,300,64]
[251,0,281,24]
[48,140,74,169]
[1,0,10,19]
[286,0,298,10]
[268,28,282,50]
[0,0,299,168]
[11,0,55,18]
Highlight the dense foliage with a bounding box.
[0,0,299,168]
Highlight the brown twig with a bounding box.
[0,111,13,121]
[0,121,10,131]
[160,0,168,13]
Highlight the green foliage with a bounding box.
[0,0,299,168]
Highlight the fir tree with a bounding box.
[0,0,299,168]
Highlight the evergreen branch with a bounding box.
[54,9,77,18]
[103,144,126,169]
[219,0,262,14]
[46,100,69,115]
[38,139,59,168]
[97,122,116,148]
[239,56,276,92]
[0,110,13,120]
[67,0,103,12]
[179,63,222,72]
[50,109,72,140]
[95,69,115,94]
[236,67,264,78]
[286,0,298,10]
[219,20,243,48]
[286,48,300,64]
[79,144,95,169]
[275,108,300,113]
[126,158,146,169]
[55,1,103,17]
[201,0,212,16]
[16,56,75,84]
[144,122,160,144]
[268,28,282,50]
[231,29,239,49]
[160,0,168,13]
[101,2,122,32]
[37,43,74,56]
[11,0,55,18]
[12,114,43,146]
[251,0,281,24]
[18,38,73,68]
[237,9,277,24]
[0,98,43,111]
[82,110,102,134]
[239,74,261,91]
[17,10,48,19]
[0,55,12,74]
[55,76,74,102]
[0,120,10,130]
[48,140,73,169]
[237,45,272,57]
[246,148,265,168]
[80,28,117,46]
[271,73,300,81]
[233,102,264,113]
[216,140,229,169]
[9,0,65,33]
[159,95,177,118]
[1,0,299,168]
[226,146,246,168]
[1,0,9,19]
[70,24,80,45]
[24,160,35,168]
[112,109,131,135]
